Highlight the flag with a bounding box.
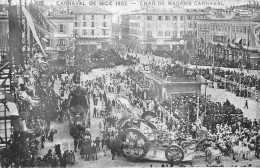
[22,6,46,55]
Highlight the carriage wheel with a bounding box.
[141,111,157,121]
[140,120,157,130]
[119,128,149,161]
[165,145,184,165]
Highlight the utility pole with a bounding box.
[25,0,28,65]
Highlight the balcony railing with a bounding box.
[57,46,67,51]
[45,47,56,51]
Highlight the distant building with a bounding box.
[70,6,113,56]
[196,10,260,64]
[121,8,207,50]
[46,14,74,59]
[0,5,8,50]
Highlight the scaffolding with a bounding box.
[0,38,14,149]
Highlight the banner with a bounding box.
[253,24,260,52]
[22,6,46,55]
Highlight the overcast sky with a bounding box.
[1,0,258,13]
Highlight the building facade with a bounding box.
[45,14,74,60]
[70,6,112,56]
[121,8,207,50]
[0,5,8,51]
[196,10,260,64]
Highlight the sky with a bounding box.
[1,0,259,13]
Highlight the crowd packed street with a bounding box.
[20,48,258,168]
[2,2,260,168]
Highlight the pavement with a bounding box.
[38,54,260,167]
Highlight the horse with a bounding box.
[80,141,92,161]
[205,143,223,162]
[70,125,85,139]
[231,142,251,162]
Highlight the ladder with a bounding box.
[0,35,15,149]
[0,95,10,148]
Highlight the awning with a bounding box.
[0,101,19,119]
[157,39,164,45]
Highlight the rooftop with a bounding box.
[47,14,74,19]
[123,8,208,16]
[70,6,112,15]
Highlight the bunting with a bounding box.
[22,6,46,55]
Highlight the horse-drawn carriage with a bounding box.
[68,87,90,139]
[115,96,210,164]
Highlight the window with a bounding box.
[188,23,192,28]
[194,23,197,28]
[147,16,152,20]
[74,29,79,36]
[103,22,106,27]
[180,16,184,20]
[59,24,64,32]
[174,23,177,28]
[46,39,52,47]
[180,30,185,37]
[59,39,65,46]
[187,16,192,20]
[172,16,177,20]
[146,30,152,37]
[82,29,87,35]
[147,23,152,29]
[103,15,106,19]
[91,30,95,36]
[83,15,86,20]
[172,31,177,37]
[91,22,95,28]
[83,22,86,27]
[243,39,247,46]
[165,31,170,37]
[244,26,247,34]
[103,30,108,35]
[74,22,78,27]
[158,30,163,36]
[91,15,94,20]
[75,15,78,20]
[158,16,163,21]
[165,16,170,21]
[232,26,235,32]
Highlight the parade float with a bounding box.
[67,87,90,138]
[115,95,210,164]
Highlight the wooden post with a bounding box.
[25,0,28,65]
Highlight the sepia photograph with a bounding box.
[0,0,260,167]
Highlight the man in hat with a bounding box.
[244,100,248,109]
[253,119,258,127]
[41,132,45,148]
[91,143,97,160]
[94,137,100,152]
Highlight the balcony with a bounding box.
[57,46,67,51]
[45,47,56,51]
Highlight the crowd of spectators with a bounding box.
[124,49,260,164]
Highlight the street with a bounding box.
[38,54,260,167]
